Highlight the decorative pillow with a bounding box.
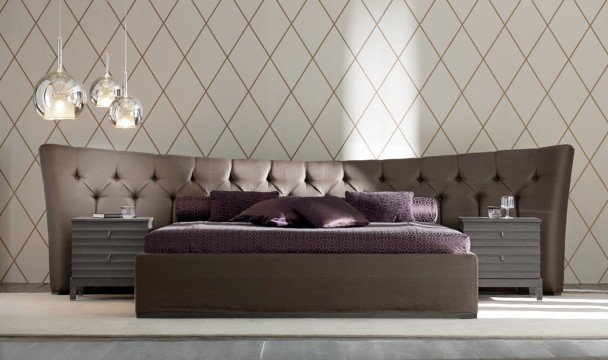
[174,196,212,222]
[209,190,280,222]
[293,196,369,228]
[344,191,414,222]
[412,196,439,223]
[231,197,311,227]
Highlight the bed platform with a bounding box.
[136,221,477,317]
[135,253,478,318]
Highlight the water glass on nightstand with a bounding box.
[488,206,502,219]
[501,196,515,219]
[121,206,136,219]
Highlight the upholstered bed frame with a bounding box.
[40,144,573,317]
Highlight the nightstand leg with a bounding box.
[70,285,77,301]
[530,279,543,300]
[533,286,543,300]
[77,286,84,297]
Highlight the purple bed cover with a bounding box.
[144,222,470,255]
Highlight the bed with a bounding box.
[39,144,574,318]
[135,221,476,317]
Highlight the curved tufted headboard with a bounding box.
[40,144,573,295]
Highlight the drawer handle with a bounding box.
[500,254,505,262]
[107,230,111,238]
[107,254,111,262]
[500,231,504,237]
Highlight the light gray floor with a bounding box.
[1,338,608,359]
[2,284,608,359]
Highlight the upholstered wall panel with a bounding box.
[0,0,607,284]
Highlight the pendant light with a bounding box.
[33,0,87,120]
[90,0,122,108]
[109,0,142,128]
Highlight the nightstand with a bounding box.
[459,217,543,300]
[70,217,153,300]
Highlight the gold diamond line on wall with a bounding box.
[0,0,607,284]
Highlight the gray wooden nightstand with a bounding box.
[70,217,153,300]
[459,217,543,300]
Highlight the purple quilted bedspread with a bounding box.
[144,222,470,255]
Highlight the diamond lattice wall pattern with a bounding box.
[0,0,607,284]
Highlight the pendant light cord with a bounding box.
[123,0,128,96]
[104,0,109,75]
[57,0,62,71]
[58,0,61,40]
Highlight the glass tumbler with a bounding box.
[487,206,502,219]
[121,205,136,219]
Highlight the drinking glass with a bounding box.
[121,205,136,219]
[501,196,515,219]
[487,206,502,219]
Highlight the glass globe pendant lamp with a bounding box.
[90,53,122,108]
[109,0,142,129]
[33,0,86,120]
[108,84,142,128]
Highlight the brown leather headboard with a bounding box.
[40,144,573,295]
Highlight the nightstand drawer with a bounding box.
[472,246,540,255]
[469,238,539,247]
[72,244,143,255]
[72,229,149,239]
[464,229,539,241]
[460,221,540,232]
[71,269,134,278]
[477,254,539,265]
[72,252,137,278]
[479,262,539,272]
[478,269,540,279]
[72,236,145,247]
[72,253,136,264]
[477,252,540,279]
[72,219,153,231]
[72,254,135,272]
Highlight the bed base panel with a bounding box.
[135,253,478,318]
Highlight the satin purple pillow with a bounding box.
[231,197,311,227]
[292,196,369,228]
[412,196,438,223]
[344,191,414,222]
[209,190,280,222]
[174,196,212,222]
